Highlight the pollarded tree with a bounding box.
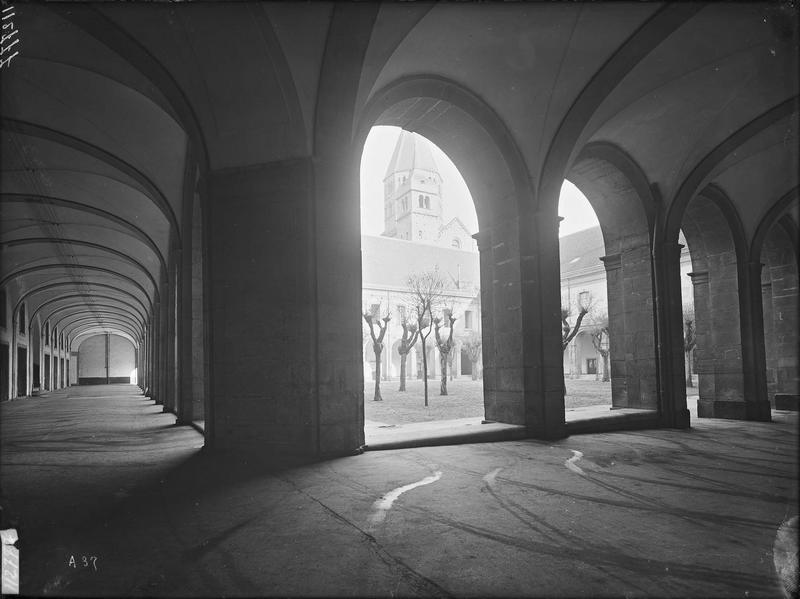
[462,332,482,381]
[397,310,419,392]
[363,309,391,401]
[434,311,457,395]
[562,304,590,352]
[407,269,445,407]
[683,303,696,387]
[590,314,610,383]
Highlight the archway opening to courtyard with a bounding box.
[360,125,484,442]
[679,188,751,420]
[563,148,664,429]
[558,181,611,415]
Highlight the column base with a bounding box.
[775,394,799,411]
[697,399,772,421]
[660,408,690,429]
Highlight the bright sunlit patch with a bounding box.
[360,126,477,236]
[559,181,599,238]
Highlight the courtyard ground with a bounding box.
[365,376,700,426]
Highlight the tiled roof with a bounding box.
[362,234,479,291]
[558,226,605,276]
[384,131,439,179]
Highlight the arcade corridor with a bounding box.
[1,4,798,596]
[1,384,797,597]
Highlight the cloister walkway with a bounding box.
[1,384,797,597]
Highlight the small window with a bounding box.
[418,230,423,239]
[18,303,25,335]
[418,194,424,208]
[451,238,461,249]
[398,305,406,321]
[464,310,473,329]
[578,291,591,310]
[370,303,380,318]
[424,196,431,209]
[443,308,452,322]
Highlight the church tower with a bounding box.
[381,131,443,243]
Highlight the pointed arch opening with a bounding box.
[360,125,483,443]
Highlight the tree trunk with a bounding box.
[440,351,448,395]
[471,360,478,381]
[399,352,407,391]
[601,351,609,383]
[685,350,693,387]
[421,341,429,406]
[373,345,383,401]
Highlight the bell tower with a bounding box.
[381,131,443,243]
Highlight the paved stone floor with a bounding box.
[1,384,797,597]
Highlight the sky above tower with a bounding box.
[360,126,598,238]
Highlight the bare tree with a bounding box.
[363,308,391,401]
[590,314,610,383]
[562,302,591,352]
[683,303,696,387]
[407,269,445,407]
[434,311,457,395]
[396,309,419,392]
[447,344,456,381]
[462,332,482,381]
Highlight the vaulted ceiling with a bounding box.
[1,3,797,349]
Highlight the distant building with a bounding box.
[363,131,694,384]
[362,131,480,382]
[559,227,694,379]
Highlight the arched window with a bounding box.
[452,238,461,249]
[418,194,424,208]
[425,196,431,209]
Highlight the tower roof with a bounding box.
[384,130,440,179]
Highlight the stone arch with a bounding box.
[752,190,800,407]
[680,185,769,420]
[567,142,659,410]
[357,75,541,429]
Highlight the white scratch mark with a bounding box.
[483,467,502,488]
[369,471,442,524]
[565,450,585,475]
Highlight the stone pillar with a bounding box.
[207,160,319,454]
[767,255,800,400]
[743,261,770,420]
[761,280,777,401]
[177,246,194,425]
[105,332,111,384]
[522,211,566,439]
[474,220,527,426]
[602,253,626,404]
[602,241,658,410]
[474,231,497,418]
[692,256,756,419]
[653,241,690,428]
